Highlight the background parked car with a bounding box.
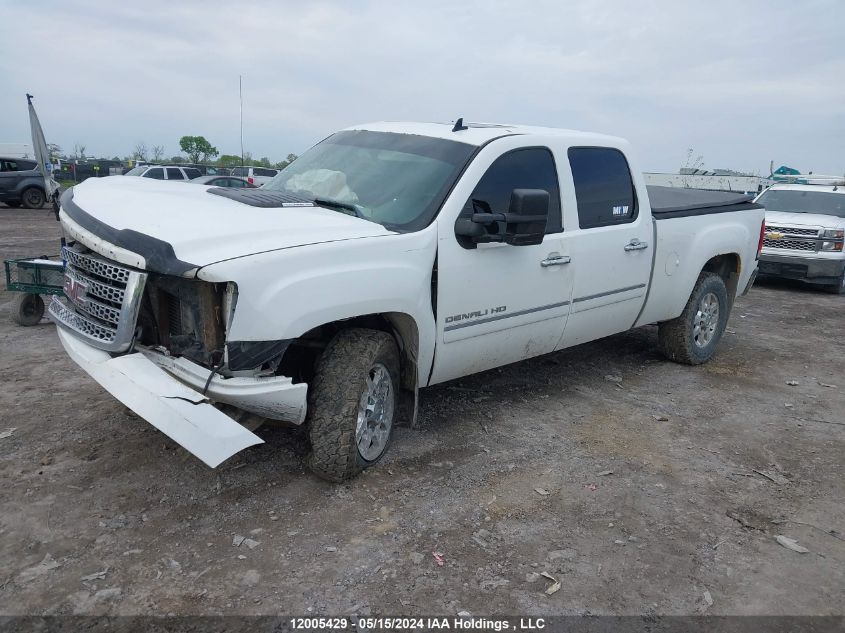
[189,175,256,188]
[229,166,278,185]
[0,156,47,208]
[124,165,202,181]
[756,179,845,294]
[181,164,231,176]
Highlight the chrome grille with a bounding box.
[763,238,818,252]
[62,247,132,283]
[765,225,819,237]
[49,299,118,343]
[64,267,126,305]
[48,247,147,352]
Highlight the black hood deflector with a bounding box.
[60,188,198,276]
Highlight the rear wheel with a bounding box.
[21,187,45,209]
[10,293,45,326]
[658,272,730,365]
[307,328,399,482]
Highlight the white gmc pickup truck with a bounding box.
[49,121,765,480]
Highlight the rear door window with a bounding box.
[183,168,202,179]
[254,168,277,177]
[166,168,184,180]
[568,147,637,229]
[230,167,246,177]
[143,167,164,179]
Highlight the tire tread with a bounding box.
[308,328,398,482]
[658,272,728,365]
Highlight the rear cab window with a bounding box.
[568,147,637,229]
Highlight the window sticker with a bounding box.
[612,205,629,217]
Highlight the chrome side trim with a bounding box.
[573,283,647,303]
[444,299,571,332]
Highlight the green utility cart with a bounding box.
[4,256,64,326]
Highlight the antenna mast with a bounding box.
[239,75,245,167]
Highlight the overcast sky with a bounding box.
[1,0,843,174]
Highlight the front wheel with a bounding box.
[307,328,400,482]
[658,272,730,365]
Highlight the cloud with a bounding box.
[1,0,843,173]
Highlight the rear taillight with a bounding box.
[248,177,254,184]
[757,220,766,259]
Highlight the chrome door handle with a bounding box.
[541,254,571,267]
[624,239,649,252]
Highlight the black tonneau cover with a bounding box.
[647,185,761,219]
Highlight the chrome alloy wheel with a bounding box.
[693,292,720,348]
[355,363,394,461]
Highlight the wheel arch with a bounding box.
[281,311,421,426]
[701,252,741,304]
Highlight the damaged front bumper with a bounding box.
[55,327,308,467]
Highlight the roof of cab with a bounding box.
[345,121,626,147]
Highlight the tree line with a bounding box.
[48,135,297,170]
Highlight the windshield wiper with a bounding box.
[313,197,366,219]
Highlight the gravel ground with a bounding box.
[0,205,843,616]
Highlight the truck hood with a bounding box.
[765,210,845,229]
[62,176,393,275]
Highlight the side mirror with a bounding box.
[455,188,549,248]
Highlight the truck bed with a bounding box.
[646,185,761,219]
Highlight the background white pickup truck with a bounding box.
[49,121,765,480]
[755,181,845,293]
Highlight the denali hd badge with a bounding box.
[445,306,506,324]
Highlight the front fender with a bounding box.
[197,229,438,386]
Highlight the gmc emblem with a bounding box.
[64,276,88,304]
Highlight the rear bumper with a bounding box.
[758,252,845,284]
[55,327,307,467]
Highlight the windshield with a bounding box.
[125,166,146,176]
[262,130,476,230]
[757,189,845,218]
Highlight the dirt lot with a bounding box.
[0,205,843,617]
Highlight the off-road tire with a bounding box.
[307,328,399,482]
[658,272,730,365]
[10,293,45,326]
[21,187,45,209]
